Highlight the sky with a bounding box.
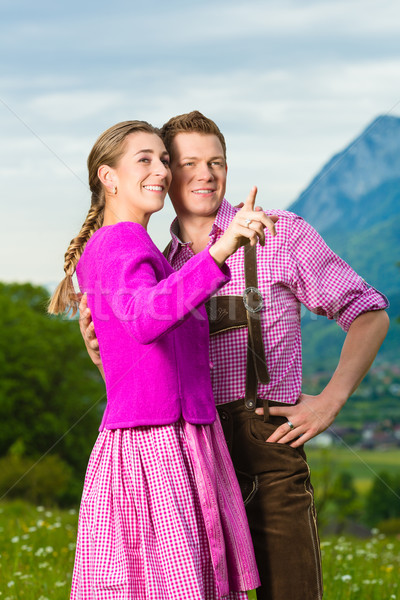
[1,0,400,285]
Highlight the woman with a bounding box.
[49,120,271,600]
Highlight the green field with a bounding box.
[0,501,76,600]
[1,500,399,599]
[307,447,400,493]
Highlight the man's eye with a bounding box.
[211,161,224,167]
[183,162,194,167]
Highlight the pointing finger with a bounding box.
[243,186,258,211]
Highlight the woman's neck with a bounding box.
[103,205,149,229]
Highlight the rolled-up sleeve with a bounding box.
[287,217,389,332]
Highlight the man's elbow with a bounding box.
[366,309,390,340]
[379,309,390,336]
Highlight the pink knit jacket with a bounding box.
[76,221,230,430]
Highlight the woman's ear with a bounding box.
[98,164,116,194]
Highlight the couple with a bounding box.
[50,111,388,600]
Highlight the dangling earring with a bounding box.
[113,186,118,195]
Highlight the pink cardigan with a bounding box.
[76,221,230,430]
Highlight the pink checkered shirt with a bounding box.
[167,199,388,406]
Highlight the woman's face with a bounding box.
[108,132,171,224]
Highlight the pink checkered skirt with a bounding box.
[70,417,260,599]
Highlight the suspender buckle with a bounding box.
[243,286,263,314]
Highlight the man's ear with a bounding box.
[98,164,116,193]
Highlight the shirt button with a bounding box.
[209,361,214,369]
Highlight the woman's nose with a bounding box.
[155,161,169,177]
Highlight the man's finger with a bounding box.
[249,221,266,246]
[79,292,88,313]
[243,186,258,211]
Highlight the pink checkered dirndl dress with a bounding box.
[70,416,260,600]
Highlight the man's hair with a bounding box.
[160,110,226,160]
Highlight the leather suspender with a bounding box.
[243,245,269,409]
[205,245,269,413]
[163,241,270,415]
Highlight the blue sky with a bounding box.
[1,0,400,284]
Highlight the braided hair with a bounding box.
[48,120,158,316]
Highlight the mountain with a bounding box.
[290,115,400,235]
[287,115,400,374]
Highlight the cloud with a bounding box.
[1,0,400,283]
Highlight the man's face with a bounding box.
[168,132,227,219]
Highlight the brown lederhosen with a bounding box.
[164,242,323,599]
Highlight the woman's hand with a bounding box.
[209,186,276,267]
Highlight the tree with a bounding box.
[365,471,400,526]
[0,282,104,500]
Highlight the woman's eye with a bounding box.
[162,159,170,167]
[139,157,150,163]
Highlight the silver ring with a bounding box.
[287,419,295,430]
[244,218,252,228]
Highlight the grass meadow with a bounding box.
[1,499,399,600]
[307,446,400,495]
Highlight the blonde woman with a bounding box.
[49,120,275,600]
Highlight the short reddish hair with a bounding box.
[160,110,226,159]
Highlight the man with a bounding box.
[80,111,389,599]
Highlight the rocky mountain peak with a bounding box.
[289,114,400,233]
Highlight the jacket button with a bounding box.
[220,411,229,421]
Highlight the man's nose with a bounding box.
[196,164,214,181]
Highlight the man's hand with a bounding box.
[234,201,279,224]
[210,187,277,266]
[79,294,104,376]
[256,310,389,448]
[256,392,340,448]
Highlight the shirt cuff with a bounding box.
[336,285,389,331]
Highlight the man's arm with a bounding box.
[263,309,389,447]
[79,294,104,380]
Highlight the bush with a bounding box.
[0,453,79,506]
[376,517,400,535]
[364,471,400,526]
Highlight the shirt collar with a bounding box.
[167,198,237,261]
[211,198,237,234]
